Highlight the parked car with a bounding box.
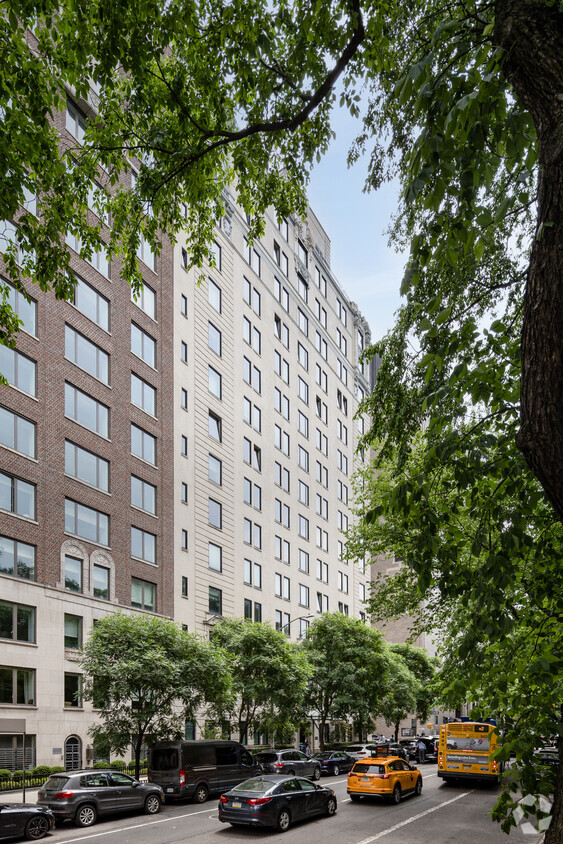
[148,739,261,803]
[311,751,356,776]
[347,750,423,803]
[254,749,321,780]
[345,743,407,762]
[413,737,439,763]
[218,775,337,831]
[0,803,54,841]
[36,769,163,827]
[399,740,418,760]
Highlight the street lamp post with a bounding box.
[280,614,313,638]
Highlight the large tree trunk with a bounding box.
[495,0,563,524]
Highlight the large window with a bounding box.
[131,577,156,611]
[0,601,35,643]
[64,673,83,707]
[0,666,35,705]
[72,275,109,330]
[208,322,222,356]
[208,542,222,572]
[208,586,222,615]
[208,278,222,312]
[0,536,35,580]
[0,406,35,458]
[131,323,156,368]
[208,365,222,399]
[93,564,109,599]
[131,423,156,465]
[0,472,35,518]
[65,441,109,492]
[64,614,82,649]
[208,411,222,442]
[208,454,222,485]
[4,281,36,335]
[131,373,156,416]
[131,476,156,514]
[0,346,36,396]
[65,383,109,438]
[65,499,109,546]
[131,284,156,319]
[65,325,109,383]
[131,526,156,564]
[208,498,222,529]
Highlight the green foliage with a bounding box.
[210,618,310,743]
[0,770,11,782]
[80,612,232,779]
[49,766,66,773]
[31,765,51,777]
[109,759,127,770]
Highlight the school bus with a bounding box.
[438,721,502,783]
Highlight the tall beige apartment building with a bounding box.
[0,85,373,767]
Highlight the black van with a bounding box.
[148,740,261,803]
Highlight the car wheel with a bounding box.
[277,809,291,832]
[326,796,337,817]
[313,766,321,781]
[145,794,161,814]
[193,783,209,804]
[286,769,295,776]
[332,764,340,777]
[349,794,360,802]
[391,784,401,804]
[75,804,97,828]
[25,816,49,840]
[415,778,423,796]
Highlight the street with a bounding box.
[33,769,544,844]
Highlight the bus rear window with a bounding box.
[446,735,490,751]
[151,749,179,771]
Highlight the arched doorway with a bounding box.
[64,736,82,770]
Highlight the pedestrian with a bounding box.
[417,739,426,764]
[304,740,311,757]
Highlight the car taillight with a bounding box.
[375,774,390,779]
[247,797,272,806]
[273,762,284,768]
[492,760,498,772]
[55,791,74,799]
[438,754,443,766]
[179,769,185,786]
[219,794,229,803]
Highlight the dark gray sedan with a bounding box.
[36,769,163,827]
[0,803,54,841]
[254,749,321,780]
[218,775,337,831]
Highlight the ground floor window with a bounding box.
[0,734,36,772]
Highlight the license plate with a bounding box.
[232,802,242,809]
[361,776,369,782]
[166,787,174,793]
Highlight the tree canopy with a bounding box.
[80,613,231,779]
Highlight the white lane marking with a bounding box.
[57,806,218,843]
[355,791,474,843]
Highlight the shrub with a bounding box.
[109,759,126,770]
[0,770,11,782]
[50,766,66,773]
[93,761,109,769]
[11,770,24,781]
[31,766,51,778]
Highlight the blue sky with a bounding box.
[306,105,407,344]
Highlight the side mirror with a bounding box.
[132,780,140,787]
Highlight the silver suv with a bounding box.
[254,749,321,780]
[36,769,164,827]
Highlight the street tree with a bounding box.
[301,613,390,750]
[210,618,310,744]
[80,613,231,780]
[377,652,418,742]
[387,644,437,729]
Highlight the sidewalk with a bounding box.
[1,784,41,804]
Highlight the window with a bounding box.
[317,559,329,583]
[316,461,328,487]
[273,240,289,276]
[71,275,109,330]
[275,425,290,456]
[338,571,349,593]
[315,363,328,392]
[297,274,308,302]
[297,376,309,405]
[131,372,156,415]
[298,549,309,573]
[131,323,155,368]
[211,240,222,271]
[297,308,308,336]
[131,284,156,319]
[275,499,290,527]
[131,423,156,465]
[298,410,309,437]
[317,592,329,612]
[277,218,289,241]
[181,529,188,550]
[316,527,328,551]
[243,398,261,432]
[274,277,290,310]
[298,445,309,472]
[181,387,188,410]
[338,480,349,504]
[131,526,156,563]
[181,293,188,316]
[181,576,188,597]
[0,536,35,580]
[65,499,109,546]
[316,428,328,456]
[131,577,156,611]
[65,441,109,492]
[181,435,188,456]
[208,365,222,398]
[0,471,35,518]
[0,601,35,643]
[208,454,222,485]
[337,450,348,474]
[0,346,36,396]
[299,617,310,638]
[208,498,222,529]
[298,515,309,540]
[66,98,87,141]
[243,438,261,471]
[208,542,222,572]
[359,582,366,603]
[243,278,261,315]
[243,518,262,549]
[275,573,291,600]
[244,598,252,620]
[298,239,308,267]
[181,481,188,502]
[274,535,290,564]
[64,554,82,592]
[315,330,328,360]
[299,584,310,608]
[64,614,81,649]
[316,494,328,520]
[4,281,36,336]
[208,411,222,441]
[208,322,222,356]
[181,341,188,363]
[338,510,349,531]
[243,478,262,510]
[208,586,222,615]
[274,462,290,492]
[337,419,348,444]
[208,278,222,312]
[298,480,309,506]
[65,383,109,438]
[93,564,109,599]
[65,325,109,383]
[244,239,261,276]
[0,666,35,705]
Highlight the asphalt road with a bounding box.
[26,767,544,844]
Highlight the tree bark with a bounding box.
[494,0,563,524]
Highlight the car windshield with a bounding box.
[234,779,272,793]
[43,775,70,791]
[255,753,278,762]
[354,764,385,774]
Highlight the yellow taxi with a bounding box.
[347,745,423,804]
